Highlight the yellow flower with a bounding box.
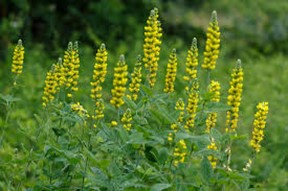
[173,139,187,166]
[183,38,198,91]
[121,109,133,131]
[143,8,162,87]
[226,59,244,131]
[250,102,269,153]
[164,49,178,93]
[175,98,185,123]
[185,81,199,130]
[71,102,90,118]
[42,68,57,107]
[207,139,218,169]
[63,42,80,98]
[127,55,142,101]
[11,39,25,76]
[110,55,128,108]
[93,99,105,120]
[91,44,108,119]
[111,121,118,127]
[202,11,221,70]
[205,80,221,133]
[53,58,66,91]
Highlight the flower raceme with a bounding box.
[206,80,221,133]
[121,109,133,131]
[127,55,143,101]
[143,8,162,87]
[202,11,221,70]
[207,139,218,169]
[173,139,187,166]
[110,55,128,108]
[183,38,199,91]
[185,81,199,130]
[250,102,269,153]
[91,44,108,120]
[226,59,244,132]
[164,49,178,93]
[63,42,80,98]
[11,39,25,77]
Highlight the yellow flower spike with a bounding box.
[173,139,187,166]
[127,55,143,101]
[202,11,221,70]
[184,38,199,91]
[90,44,108,119]
[175,98,185,123]
[94,99,105,120]
[184,81,199,130]
[226,59,244,132]
[42,66,58,107]
[110,55,128,108]
[121,109,133,131]
[207,139,218,169]
[11,39,25,77]
[205,80,221,133]
[143,8,162,87]
[53,58,66,92]
[249,102,269,153]
[63,41,81,98]
[164,49,178,93]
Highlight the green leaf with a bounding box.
[150,183,171,191]
[201,157,213,185]
[157,147,169,164]
[123,96,137,110]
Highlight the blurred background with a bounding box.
[1,0,288,189]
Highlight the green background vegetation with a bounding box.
[1,0,288,190]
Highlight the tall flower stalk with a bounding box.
[63,41,80,98]
[164,49,177,93]
[127,55,143,101]
[183,38,198,91]
[110,55,128,108]
[205,80,221,133]
[90,44,108,120]
[143,8,162,87]
[202,11,220,71]
[250,102,269,153]
[11,39,25,85]
[226,59,244,132]
[184,81,199,130]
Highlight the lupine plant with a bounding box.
[0,8,269,191]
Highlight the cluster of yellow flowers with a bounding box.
[110,55,128,108]
[183,38,198,91]
[42,58,66,107]
[71,102,90,119]
[173,139,187,166]
[42,70,58,107]
[143,8,162,87]
[63,42,80,98]
[185,81,199,130]
[164,49,178,93]
[121,109,133,131]
[91,44,108,120]
[202,11,221,70]
[127,55,143,101]
[226,59,244,131]
[11,39,25,76]
[250,102,269,153]
[206,80,221,133]
[207,139,218,168]
[168,99,185,142]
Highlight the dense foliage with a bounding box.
[0,7,277,190]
